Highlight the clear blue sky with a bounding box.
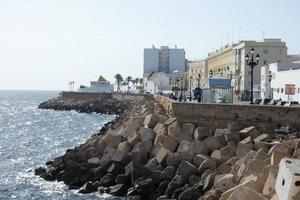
[0,0,299,90]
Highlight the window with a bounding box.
[281,88,284,93]
[278,60,282,63]
[263,49,268,54]
[263,60,267,65]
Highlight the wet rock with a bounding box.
[109,184,128,196]
[172,184,190,199]
[159,180,169,194]
[78,181,96,194]
[165,175,186,196]
[115,173,130,184]
[99,173,116,187]
[35,167,46,176]
[87,157,100,168]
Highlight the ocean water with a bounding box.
[0,90,120,200]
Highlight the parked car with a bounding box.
[276,101,287,106]
[284,101,299,107]
[260,98,272,105]
[253,98,262,104]
[269,99,280,105]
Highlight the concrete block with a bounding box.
[240,174,264,192]
[262,170,278,198]
[198,157,217,173]
[181,123,195,141]
[117,141,131,153]
[156,147,171,166]
[106,134,123,149]
[214,173,235,192]
[176,161,197,177]
[193,154,208,168]
[254,149,269,160]
[268,143,291,156]
[153,123,167,135]
[161,135,178,152]
[167,121,181,141]
[240,136,253,144]
[225,132,241,143]
[128,132,141,147]
[214,128,230,137]
[177,140,192,154]
[239,126,260,139]
[139,127,156,142]
[275,158,300,200]
[154,135,165,146]
[203,136,223,153]
[211,144,236,165]
[193,126,212,141]
[164,117,176,126]
[167,153,180,167]
[236,143,253,159]
[111,150,130,166]
[227,185,268,200]
[143,114,158,128]
[191,141,209,155]
[253,134,271,143]
[271,150,289,165]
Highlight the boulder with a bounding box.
[167,153,180,167]
[181,123,195,142]
[117,141,131,153]
[176,161,197,177]
[198,157,217,174]
[131,151,148,165]
[194,126,212,140]
[193,154,208,168]
[226,185,268,200]
[139,127,156,142]
[239,126,260,139]
[165,175,186,196]
[156,147,171,166]
[35,167,46,176]
[128,132,141,147]
[214,173,235,192]
[271,150,289,165]
[236,143,253,159]
[262,170,278,198]
[225,132,241,143]
[161,135,179,152]
[191,141,209,155]
[161,166,176,181]
[153,123,167,135]
[78,181,96,194]
[253,134,271,143]
[144,114,158,128]
[211,144,236,165]
[203,136,223,153]
[177,140,192,154]
[87,157,100,168]
[111,150,130,166]
[109,184,128,196]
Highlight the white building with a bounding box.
[144,72,170,95]
[261,54,300,99]
[144,45,186,75]
[268,63,300,102]
[78,75,114,93]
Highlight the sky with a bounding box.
[0,0,300,91]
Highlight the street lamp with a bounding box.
[175,77,180,98]
[267,70,273,99]
[189,76,192,101]
[245,48,260,104]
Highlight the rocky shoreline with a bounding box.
[36,94,300,200]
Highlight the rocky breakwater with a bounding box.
[39,94,126,114]
[36,95,300,200]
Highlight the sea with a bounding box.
[0,90,121,200]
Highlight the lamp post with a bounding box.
[267,70,272,99]
[197,74,201,88]
[245,48,260,104]
[175,77,180,99]
[189,76,192,101]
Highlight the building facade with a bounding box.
[143,72,170,95]
[269,64,300,102]
[207,39,287,99]
[144,45,186,75]
[78,75,114,93]
[187,59,208,90]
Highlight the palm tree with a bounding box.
[126,76,132,92]
[121,81,127,93]
[114,74,123,92]
[133,78,139,92]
